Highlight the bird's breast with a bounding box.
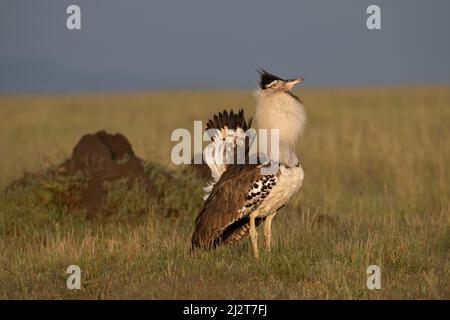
[257,165,304,217]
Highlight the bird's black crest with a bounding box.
[257,69,284,89]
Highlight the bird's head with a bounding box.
[257,69,304,92]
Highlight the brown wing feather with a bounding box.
[191,163,279,249]
[220,216,265,246]
[191,164,262,249]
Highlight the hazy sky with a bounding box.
[1,0,449,92]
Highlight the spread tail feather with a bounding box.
[202,109,253,200]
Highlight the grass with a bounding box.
[0,86,449,299]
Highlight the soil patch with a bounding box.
[59,130,156,215]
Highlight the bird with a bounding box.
[191,70,306,258]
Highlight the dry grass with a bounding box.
[0,86,449,299]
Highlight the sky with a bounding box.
[1,0,449,92]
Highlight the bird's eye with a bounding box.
[266,80,278,88]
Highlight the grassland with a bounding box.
[0,87,449,299]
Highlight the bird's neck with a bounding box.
[254,89,306,167]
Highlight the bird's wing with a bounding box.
[191,163,279,249]
[202,110,254,200]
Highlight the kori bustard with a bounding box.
[191,70,306,258]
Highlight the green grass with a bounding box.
[1,87,449,299]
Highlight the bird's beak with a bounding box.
[284,77,304,90]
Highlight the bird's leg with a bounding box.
[249,211,259,259]
[263,212,277,252]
